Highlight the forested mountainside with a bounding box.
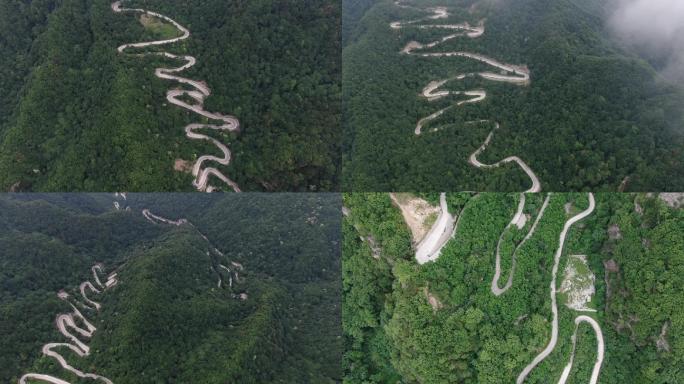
[342,0,376,46]
[0,0,340,192]
[0,193,342,383]
[343,192,683,383]
[342,0,684,191]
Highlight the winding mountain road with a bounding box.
[141,209,244,292]
[558,315,605,384]
[112,1,241,192]
[113,192,130,211]
[401,190,604,382]
[491,193,551,296]
[516,193,602,384]
[411,192,476,264]
[469,123,541,193]
[391,1,541,192]
[19,203,246,383]
[142,208,188,226]
[20,265,118,384]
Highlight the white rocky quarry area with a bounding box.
[560,254,597,312]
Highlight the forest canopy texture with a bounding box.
[0,0,341,192]
[342,0,684,191]
[343,192,683,383]
[0,193,342,383]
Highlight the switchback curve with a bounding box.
[558,315,605,384]
[390,1,541,192]
[112,1,241,192]
[141,209,245,293]
[491,193,551,296]
[19,264,118,384]
[516,193,600,384]
[399,191,604,382]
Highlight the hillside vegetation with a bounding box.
[0,193,342,383]
[343,192,683,383]
[0,0,340,191]
[343,0,684,191]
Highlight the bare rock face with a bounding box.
[364,235,381,260]
[174,159,192,173]
[423,287,443,311]
[603,259,619,303]
[656,322,671,352]
[559,255,596,312]
[389,193,440,245]
[604,259,619,273]
[642,238,651,249]
[514,314,528,326]
[608,224,622,240]
[659,193,684,208]
[634,200,643,216]
[564,202,573,214]
[9,181,23,192]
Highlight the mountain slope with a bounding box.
[0,0,340,192]
[1,193,342,383]
[343,192,684,383]
[343,0,684,191]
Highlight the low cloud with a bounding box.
[608,0,684,83]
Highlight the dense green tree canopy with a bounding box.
[0,193,342,383]
[343,192,683,383]
[343,0,684,191]
[0,0,340,192]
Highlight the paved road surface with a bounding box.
[491,194,551,295]
[20,265,118,384]
[112,1,241,192]
[516,193,596,383]
[391,1,541,192]
[558,315,605,384]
